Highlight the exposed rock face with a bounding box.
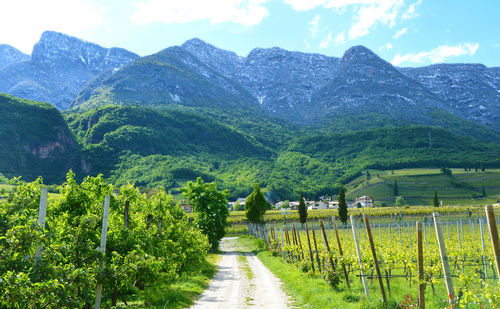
[0,31,138,109]
[182,39,339,118]
[307,46,446,123]
[399,64,500,127]
[0,44,29,68]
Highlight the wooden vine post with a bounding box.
[333,222,350,288]
[363,215,387,304]
[293,224,305,260]
[34,187,48,260]
[320,221,336,272]
[485,205,500,279]
[124,200,129,229]
[311,226,322,272]
[350,215,369,299]
[417,222,425,309]
[95,196,111,309]
[305,223,315,273]
[432,212,455,305]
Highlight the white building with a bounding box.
[353,196,374,207]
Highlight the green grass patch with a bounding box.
[238,254,254,280]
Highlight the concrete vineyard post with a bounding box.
[417,222,425,309]
[350,215,369,299]
[485,205,500,279]
[363,215,387,304]
[34,187,48,260]
[305,223,315,273]
[95,196,111,309]
[333,222,350,288]
[479,218,487,278]
[433,212,455,305]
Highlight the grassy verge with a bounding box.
[115,253,221,308]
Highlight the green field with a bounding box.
[345,168,500,206]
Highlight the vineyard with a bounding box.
[249,208,500,308]
[0,173,209,308]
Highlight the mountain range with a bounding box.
[1,31,499,199]
[1,31,499,131]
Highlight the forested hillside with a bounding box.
[0,94,81,182]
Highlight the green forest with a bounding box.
[1,93,500,200]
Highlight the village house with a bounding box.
[353,195,374,207]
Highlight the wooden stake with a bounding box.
[294,224,305,260]
[363,215,387,304]
[485,205,500,279]
[350,215,369,299]
[305,223,315,273]
[334,222,350,288]
[95,196,110,309]
[417,222,425,309]
[433,212,455,305]
[312,226,322,273]
[320,221,336,272]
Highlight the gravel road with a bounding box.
[191,237,291,309]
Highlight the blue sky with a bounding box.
[1,0,499,67]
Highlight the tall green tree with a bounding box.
[393,181,399,196]
[366,170,371,180]
[298,192,307,224]
[482,186,486,197]
[245,184,267,223]
[433,191,439,207]
[182,177,230,251]
[338,186,348,223]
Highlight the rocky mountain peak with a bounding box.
[31,31,138,73]
[342,45,381,63]
[0,44,29,68]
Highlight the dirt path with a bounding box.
[190,237,291,309]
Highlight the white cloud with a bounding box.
[284,1,407,40]
[319,32,333,49]
[402,0,422,19]
[132,0,269,26]
[335,32,346,45]
[348,0,404,39]
[392,27,408,39]
[378,43,393,51]
[391,43,479,66]
[309,15,321,37]
[0,0,103,54]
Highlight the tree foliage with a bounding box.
[298,192,307,224]
[433,191,439,207]
[182,177,229,251]
[338,186,348,223]
[0,171,208,307]
[245,184,267,223]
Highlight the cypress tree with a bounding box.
[366,170,371,180]
[338,186,348,223]
[393,181,399,196]
[298,192,307,224]
[482,186,486,197]
[245,184,267,223]
[433,191,439,207]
